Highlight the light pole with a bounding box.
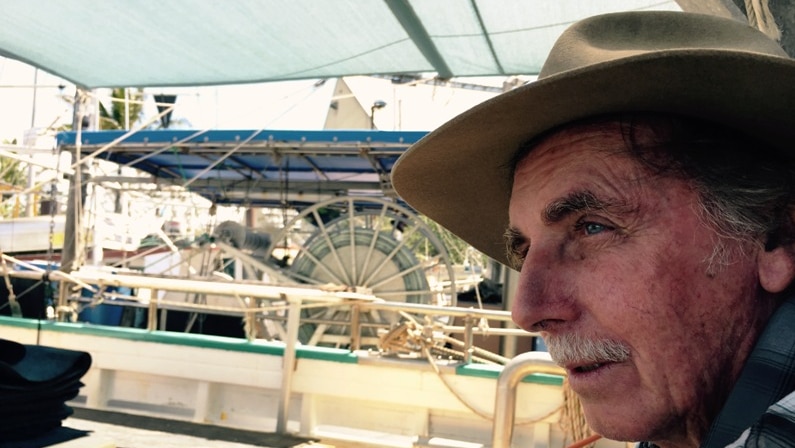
[370,100,386,129]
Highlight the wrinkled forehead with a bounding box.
[510,117,639,185]
[511,115,668,174]
[511,127,653,202]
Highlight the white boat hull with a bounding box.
[0,316,626,447]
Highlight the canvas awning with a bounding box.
[1,0,682,89]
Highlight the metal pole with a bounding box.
[60,90,85,310]
[350,303,361,350]
[124,88,130,130]
[25,68,39,217]
[500,263,519,358]
[491,352,565,448]
[463,315,474,364]
[147,291,159,331]
[277,294,301,434]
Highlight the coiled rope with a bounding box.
[379,314,601,446]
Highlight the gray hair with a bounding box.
[621,114,795,271]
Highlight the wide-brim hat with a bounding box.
[391,11,795,267]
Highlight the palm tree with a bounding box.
[0,139,28,218]
[98,88,144,130]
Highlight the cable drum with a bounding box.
[267,196,457,348]
[291,226,429,343]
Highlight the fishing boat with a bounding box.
[0,1,789,447]
[3,127,591,447]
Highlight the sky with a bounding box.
[0,56,515,147]
[0,55,519,241]
[0,58,75,144]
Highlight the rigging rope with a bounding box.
[745,0,781,41]
[377,312,602,446]
[378,313,561,424]
[45,141,64,318]
[0,249,21,317]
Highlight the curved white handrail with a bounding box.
[492,351,565,448]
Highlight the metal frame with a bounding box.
[58,129,428,207]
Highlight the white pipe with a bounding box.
[492,352,565,448]
[277,295,302,434]
[68,270,379,303]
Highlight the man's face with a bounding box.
[508,119,772,446]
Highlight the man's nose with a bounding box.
[510,242,579,333]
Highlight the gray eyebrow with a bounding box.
[505,190,627,268]
[543,190,612,224]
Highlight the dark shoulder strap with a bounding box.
[701,298,795,447]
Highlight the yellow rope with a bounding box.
[559,378,597,448]
[745,0,781,41]
[379,317,562,425]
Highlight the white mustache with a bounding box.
[544,333,631,367]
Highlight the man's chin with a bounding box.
[580,403,649,444]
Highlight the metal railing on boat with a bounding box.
[492,352,565,448]
[0,263,559,447]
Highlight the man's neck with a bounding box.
[697,296,795,447]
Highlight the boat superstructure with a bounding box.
[1,127,599,447]
[0,115,632,448]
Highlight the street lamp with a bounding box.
[370,100,387,129]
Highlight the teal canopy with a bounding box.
[0,0,680,88]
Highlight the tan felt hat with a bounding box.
[391,11,795,267]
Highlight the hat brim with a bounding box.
[391,50,795,267]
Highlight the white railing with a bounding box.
[1,263,531,353]
[0,263,560,446]
[492,352,565,448]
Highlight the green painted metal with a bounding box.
[0,316,356,362]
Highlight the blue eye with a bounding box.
[582,222,606,235]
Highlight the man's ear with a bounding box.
[758,243,795,293]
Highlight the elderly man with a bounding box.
[392,11,795,448]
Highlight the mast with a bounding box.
[60,90,88,274]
